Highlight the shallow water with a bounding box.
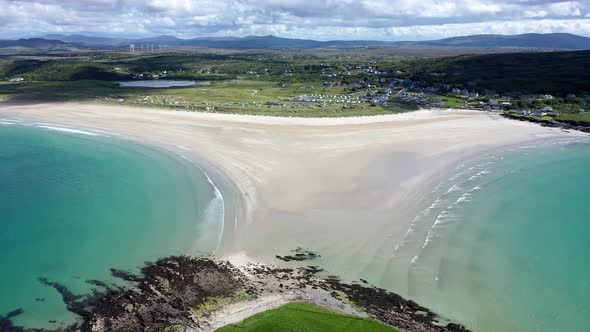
[380,139,590,331]
[283,138,590,331]
[117,80,196,88]
[0,122,223,328]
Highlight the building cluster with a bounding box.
[508,106,560,117]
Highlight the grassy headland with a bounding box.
[216,302,398,332]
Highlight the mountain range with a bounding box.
[2,33,590,51]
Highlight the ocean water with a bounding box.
[385,139,590,331]
[0,121,224,329]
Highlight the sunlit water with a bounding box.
[0,121,223,329]
[380,139,590,331]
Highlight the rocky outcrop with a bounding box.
[2,254,470,332]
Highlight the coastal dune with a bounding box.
[0,102,568,287]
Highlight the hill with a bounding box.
[37,33,590,50]
[0,38,69,49]
[408,33,590,49]
[44,34,130,47]
[398,50,590,94]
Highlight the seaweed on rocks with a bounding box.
[75,256,248,331]
[109,269,142,282]
[38,278,83,305]
[324,279,468,332]
[276,247,321,262]
[501,113,590,134]
[0,309,26,332]
[5,254,469,332]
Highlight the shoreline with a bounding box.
[1,101,584,330]
[2,255,471,332]
[1,102,581,259]
[0,118,238,258]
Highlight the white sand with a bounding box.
[0,102,577,279]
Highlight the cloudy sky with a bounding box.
[1,0,590,40]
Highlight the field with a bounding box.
[0,49,589,118]
[215,302,398,332]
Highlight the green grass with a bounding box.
[3,51,587,118]
[0,80,123,100]
[433,94,464,107]
[215,302,397,332]
[0,79,405,117]
[556,112,590,126]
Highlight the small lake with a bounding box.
[116,80,197,88]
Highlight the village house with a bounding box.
[510,109,531,115]
[9,77,24,83]
[532,106,559,117]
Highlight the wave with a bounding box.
[179,154,226,255]
[35,125,101,136]
[468,169,492,181]
[392,161,496,260]
[1,119,114,137]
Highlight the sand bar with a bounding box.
[0,102,578,282]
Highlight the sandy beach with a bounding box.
[0,102,575,283]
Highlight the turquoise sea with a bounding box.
[0,121,224,329]
[2,119,590,332]
[385,138,590,331]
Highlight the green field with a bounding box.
[1,50,589,119]
[215,302,397,332]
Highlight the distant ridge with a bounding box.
[2,33,588,50]
[403,33,590,49]
[0,38,69,49]
[44,34,130,46]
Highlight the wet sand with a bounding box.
[0,102,571,275]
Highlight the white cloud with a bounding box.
[548,1,582,16]
[0,0,589,39]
